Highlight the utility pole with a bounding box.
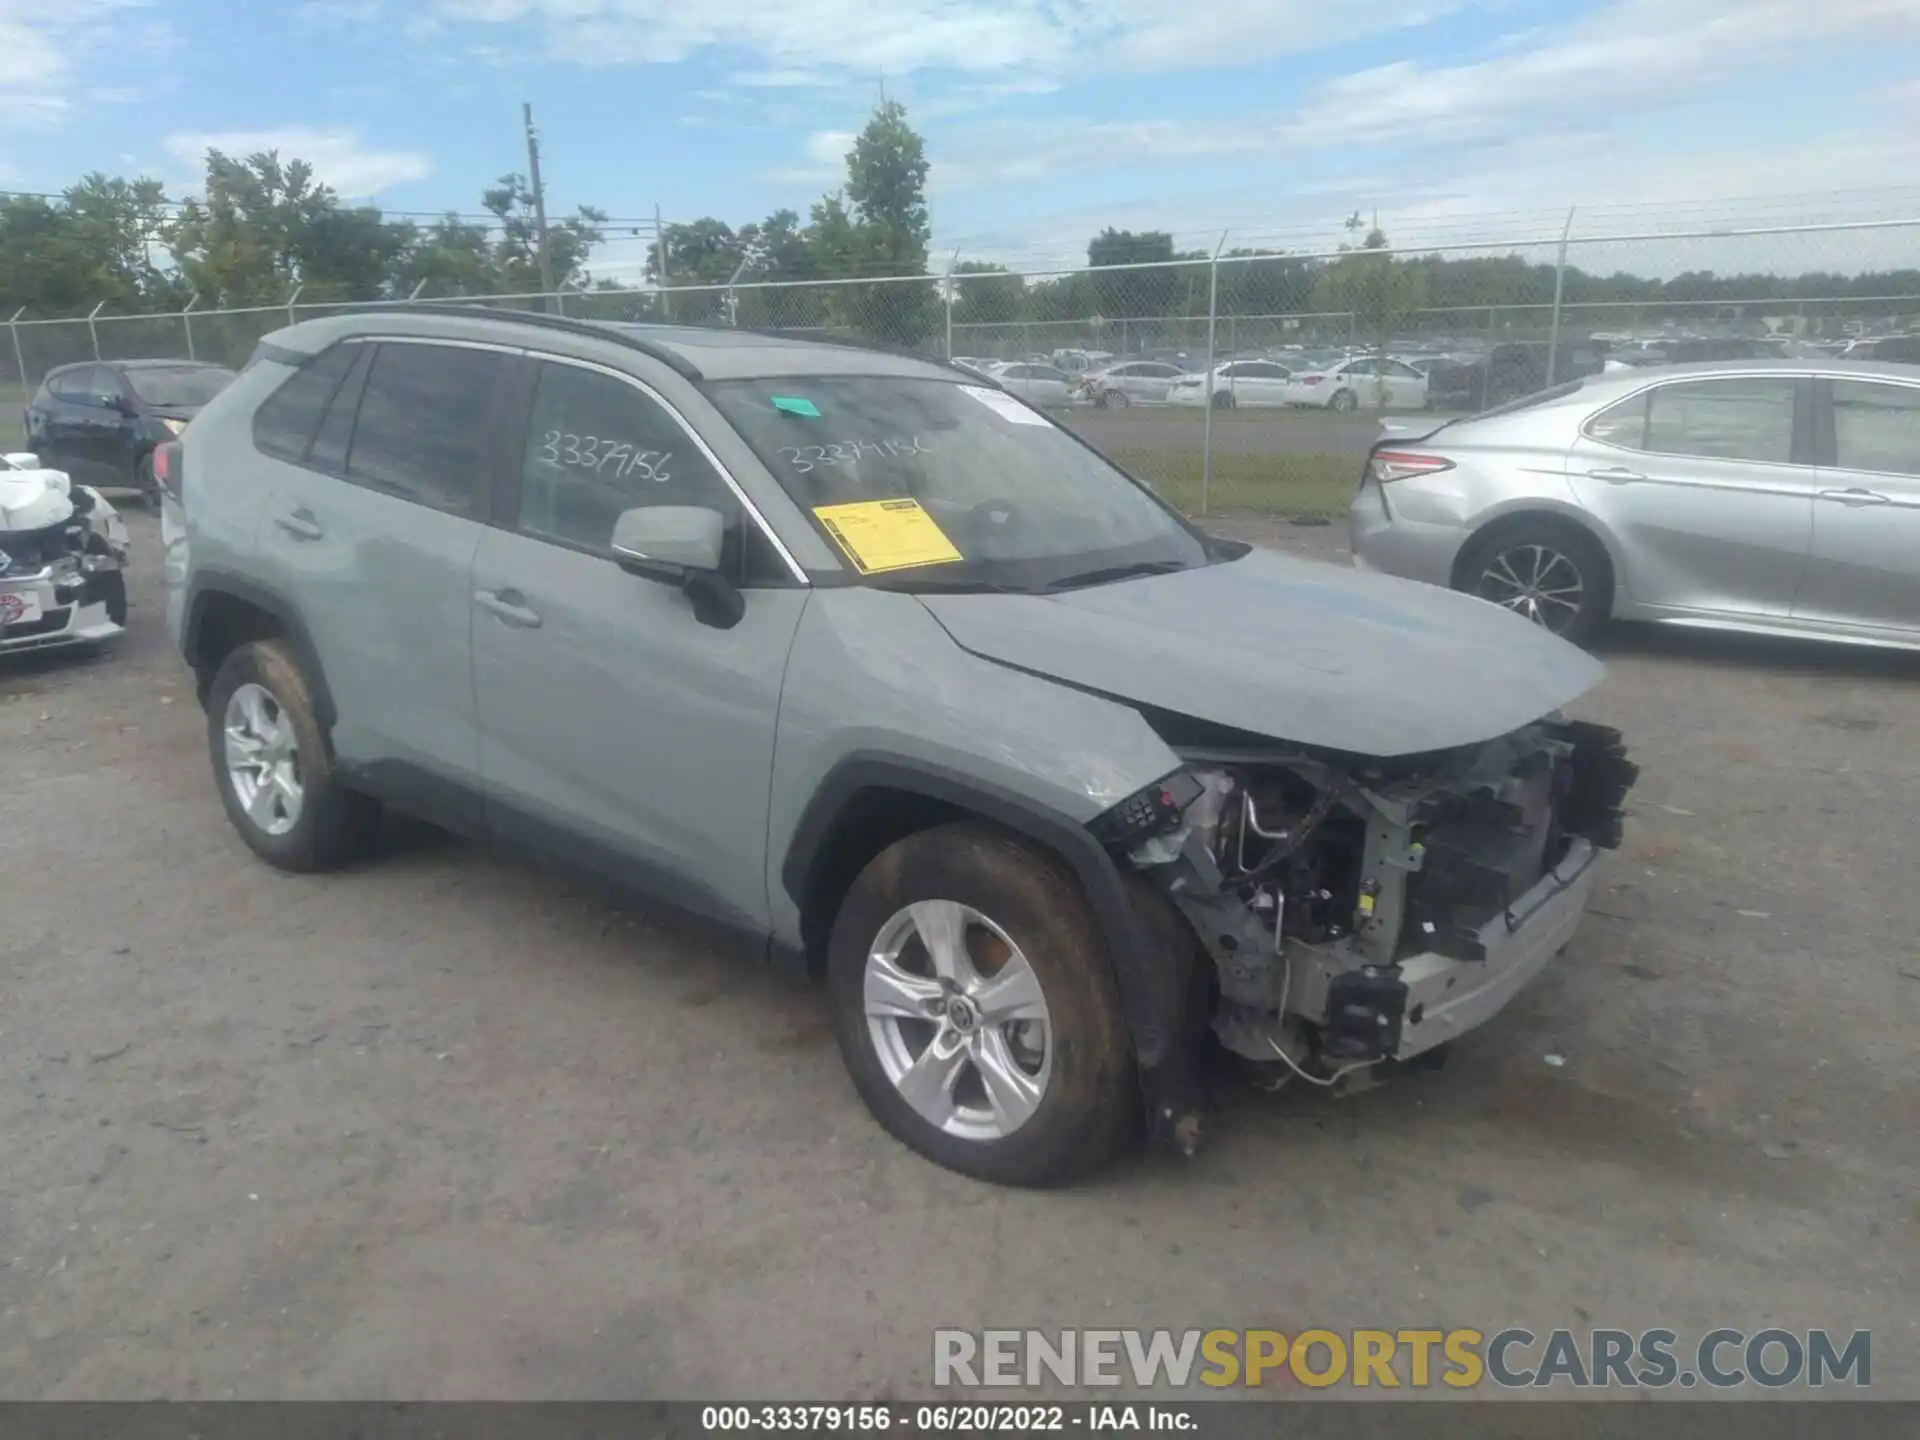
[654,201,671,320]
[523,102,556,307]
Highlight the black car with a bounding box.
[24,360,237,501]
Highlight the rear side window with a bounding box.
[345,342,503,515]
[253,344,359,462]
[1832,379,1920,477]
[1585,392,1648,448]
[1644,377,1797,464]
[49,368,95,400]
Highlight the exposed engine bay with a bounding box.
[0,452,130,651]
[1115,717,1638,1088]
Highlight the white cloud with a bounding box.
[163,127,433,198]
[909,0,1920,194]
[432,0,1485,78]
[0,0,162,128]
[730,69,839,88]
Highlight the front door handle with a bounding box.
[274,509,323,540]
[475,587,542,629]
[1818,487,1890,506]
[1587,466,1645,484]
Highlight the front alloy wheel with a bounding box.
[864,900,1052,1140]
[827,822,1136,1185]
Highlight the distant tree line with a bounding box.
[4,107,1915,348]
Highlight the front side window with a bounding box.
[346,342,503,514]
[710,377,1209,590]
[1832,379,1920,477]
[1643,377,1797,464]
[516,361,736,552]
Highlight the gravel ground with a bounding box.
[1,511,1915,1399]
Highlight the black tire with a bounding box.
[205,639,377,872]
[1455,518,1613,646]
[827,822,1136,1186]
[1106,389,1131,409]
[1211,390,1235,409]
[1329,388,1358,412]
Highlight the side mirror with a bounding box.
[610,505,744,630]
[611,505,726,576]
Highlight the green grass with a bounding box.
[0,382,24,451]
[1114,449,1361,519]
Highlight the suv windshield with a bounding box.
[125,365,235,407]
[710,376,1209,590]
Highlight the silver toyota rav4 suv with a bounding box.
[162,307,1636,1185]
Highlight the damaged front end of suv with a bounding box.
[1107,714,1638,1117]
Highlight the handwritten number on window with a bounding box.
[537,430,671,484]
[777,437,930,473]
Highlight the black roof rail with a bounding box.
[334,302,705,381]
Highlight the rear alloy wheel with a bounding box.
[206,639,378,871]
[1459,522,1611,644]
[1329,388,1359,412]
[828,823,1135,1185]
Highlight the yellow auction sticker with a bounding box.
[812,498,964,575]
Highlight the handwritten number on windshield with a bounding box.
[778,437,930,473]
[538,430,672,483]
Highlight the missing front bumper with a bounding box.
[1278,837,1598,1062]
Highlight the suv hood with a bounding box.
[916,548,1605,757]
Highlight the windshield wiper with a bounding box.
[869,574,1030,595]
[1042,559,1189,592]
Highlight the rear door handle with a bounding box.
[1586,466,1645,484]
[273,509,323,540]
[1818,487,1890,506]
[475,587,542,629]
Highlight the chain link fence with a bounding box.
[6,213,1917,517]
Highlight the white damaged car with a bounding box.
[0,451,130,654]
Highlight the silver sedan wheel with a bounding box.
[223,682,304,836]
[864,899,1053,1142]
[1477,543,1585,633]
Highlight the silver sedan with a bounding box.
[1349,359,1920,648]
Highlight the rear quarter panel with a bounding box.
[166,360,286,651]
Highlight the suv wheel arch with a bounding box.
[184,573,336,728]
[782,754,1177,1072]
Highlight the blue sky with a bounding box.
[2,0,1917,274]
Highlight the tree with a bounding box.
[480,173,605,292]
[164,150,339,306]
[1087,228,1186,321]
[1310,221,1428,360]
[391,216,494,297]
[821,101,937,345]
[951,261,1026,326]
[0,176,177,316]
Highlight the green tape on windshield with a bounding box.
[771,395,821,417]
